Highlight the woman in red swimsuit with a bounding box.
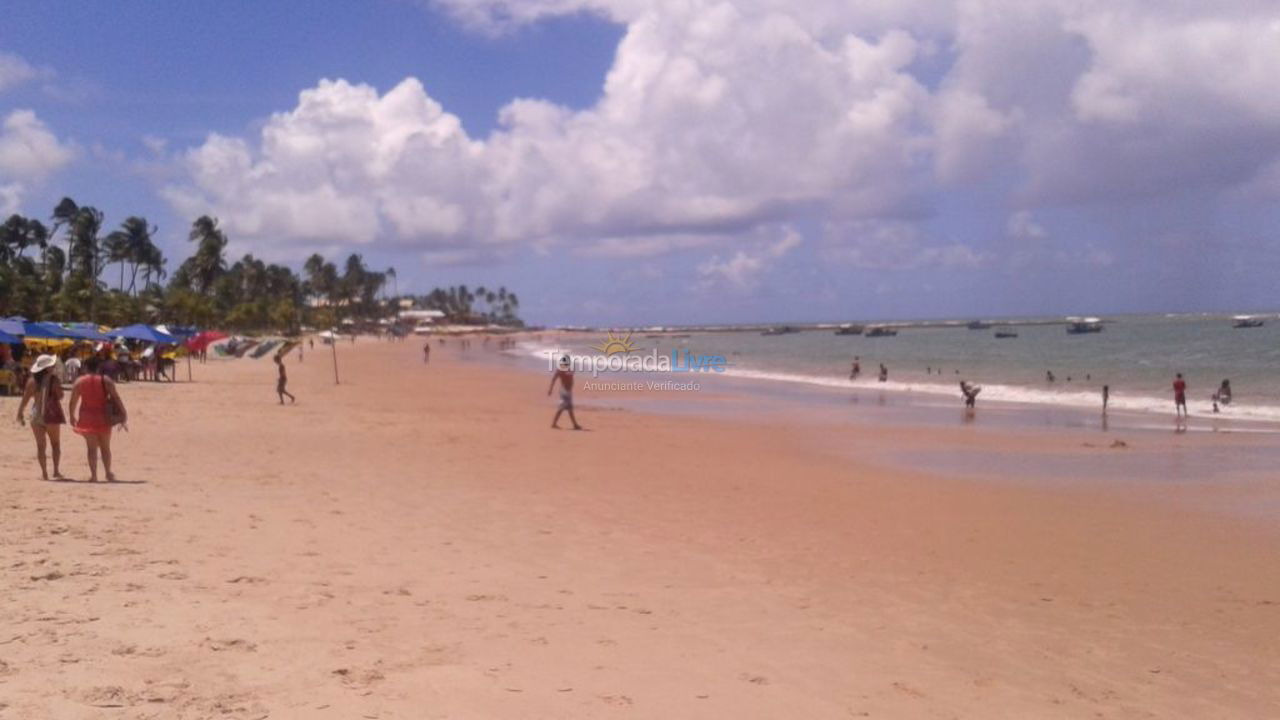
[69,356,128,482]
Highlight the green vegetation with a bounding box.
[0,197,524,333]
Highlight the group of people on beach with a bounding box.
[14,352,127,482]
[844,355,1237,420]
[848,357,890,383]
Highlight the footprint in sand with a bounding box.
[226,576,268,585]
[71,685,139,709]
[332,666,386,689]
[201,638,257,652]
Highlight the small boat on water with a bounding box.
[1232,315,1265,328]
[967,320,992,330]
[761,326,800,336]
[993,329,1018,339]
[834,324,864,336]
[1066,317,1104,334]
[865,325,898,337]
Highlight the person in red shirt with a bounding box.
[1173,373,1188,417]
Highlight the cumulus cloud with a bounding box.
[697,226,801,290]
[822,219,983,270]
[0,109,77,213]
[0,52,42,93]
[163,0,1280,269]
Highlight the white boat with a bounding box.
[1066,317,1104,334]
[1232,315,1265,328]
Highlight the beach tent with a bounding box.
[110,324,178,344]
[185,330,228,352]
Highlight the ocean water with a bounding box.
[518,314,1280,425]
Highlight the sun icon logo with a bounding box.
[592,330,638,356]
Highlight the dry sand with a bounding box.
[2,339,1278,719]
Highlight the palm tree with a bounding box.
[105,216,158,295]
[186,215,228,294]
[50,197,79,275]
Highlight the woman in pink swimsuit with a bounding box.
[69,356,128,482]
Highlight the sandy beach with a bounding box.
[2,339,1279,719]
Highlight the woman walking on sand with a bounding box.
[16,354,66,481]
[69,356,128,482]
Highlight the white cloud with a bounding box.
[823,219,984,270]
[163,0,1280,267]
[697,226,801,290]
[0,183,22,215]
[0,109,76,213]
[0,52,41,93]
[1006,210,1047,241]
[166,3,934,257]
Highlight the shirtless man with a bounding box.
[849,356,861,380]
[275,354,296,405]
[546,354,583,430]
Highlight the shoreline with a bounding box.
[2,339,1278,718]
[502,339,1280,441]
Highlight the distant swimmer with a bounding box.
[1212,379,1232,413]
[1046,370,1056,383]
[878,363,888,382]
[960,380,981,409]
[1173,373,1188,417]
[547,354,583,430]
[850,356,861,380]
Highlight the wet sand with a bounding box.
[1,339,1278,719]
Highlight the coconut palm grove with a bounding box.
[0,199,523,333]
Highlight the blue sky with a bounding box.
[2,1,1279,326]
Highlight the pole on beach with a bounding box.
[330,332,340,385]
[187,352,192,382]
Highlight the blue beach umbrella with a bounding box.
[0,328,19,344]
[109,324,178,344]
[61,323,112,342]
[18,321,77,339]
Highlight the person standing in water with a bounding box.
[16,354,66,481]
[878,363,888,382]
[1173,373,1188,417]
[849,356,861,380]
[275,354,296,404]
[69,356,127,483]
[1102,385,1110,413]
[547,354,583,430]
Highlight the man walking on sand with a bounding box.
[423,341,431,364]
[547,354,583,430]
[275,354,296,405]
[1173,373,1187,417]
